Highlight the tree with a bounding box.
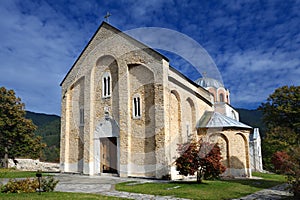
[175,139,226,183]
[0,87,45,168]
[260,85,300,139]
[262,126,297,170]
[259,86,300,170]
[271,151,291,173]
[271,150,300,197]
[260,86,300,197]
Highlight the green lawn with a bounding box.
[0,192,127,200]
[0,170,287,200]
[115,172,287,200]
[0,168,50,178]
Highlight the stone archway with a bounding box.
[209,133,230,168]
[231,133,250,177]
[170,90,181,161]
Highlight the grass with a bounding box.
[115,172,287,200]
[0,168,50,178]
[0,168,128,199]
[0,192,127,200]
[0,170,287,199]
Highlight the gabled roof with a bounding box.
[197,111,252,129]
[60,21,169,86]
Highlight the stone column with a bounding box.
[118,60,131,177]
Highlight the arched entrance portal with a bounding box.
[94,117,119,175]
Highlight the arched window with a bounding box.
[102,72,111,98]
[219,93,224,102]
[133,94,141,119]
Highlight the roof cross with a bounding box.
[104,12,111,23]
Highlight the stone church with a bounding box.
[60,22,257,179]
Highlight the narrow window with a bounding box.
[137,96,141,117]
[107,76,111,96]
[80,108,84,126]
[133,94,141,119]
[134,98,137,116]
[103,77,107,96]
[219,93,224,102]
[102,72,111,98]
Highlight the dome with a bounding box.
[194,77,224,88]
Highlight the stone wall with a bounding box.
[7,158,60,172]
[199,128,252,177]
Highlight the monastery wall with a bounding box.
[7,159,60,172]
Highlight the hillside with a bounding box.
[25,111,60,127]
[25,111,61,163]
[236,108,266,136]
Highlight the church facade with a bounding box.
[60,22,253,179]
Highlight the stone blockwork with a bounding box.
[199,128,252,177]
[8,158,60,172]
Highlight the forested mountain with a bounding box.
[25,111,61,163]
[236,108,266,136]
[25,111,59,127]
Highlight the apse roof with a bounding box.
[194,77,224,88]
[197,111,252,129]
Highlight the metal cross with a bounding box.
[104,12,111,23]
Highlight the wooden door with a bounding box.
[100,137,117,173]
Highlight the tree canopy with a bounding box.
[259,85,300,170]
[260,85,300,136]
[0,87,45,167]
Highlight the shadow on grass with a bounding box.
[170,181,209,185]
[223,179,284,189]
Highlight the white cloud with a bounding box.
[220,48,300,108]
[0,0,98,115]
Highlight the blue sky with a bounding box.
[0,0,299,115]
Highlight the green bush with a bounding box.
[41,176,59,192]
[1,178,39,193]
[0,176,59,193]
